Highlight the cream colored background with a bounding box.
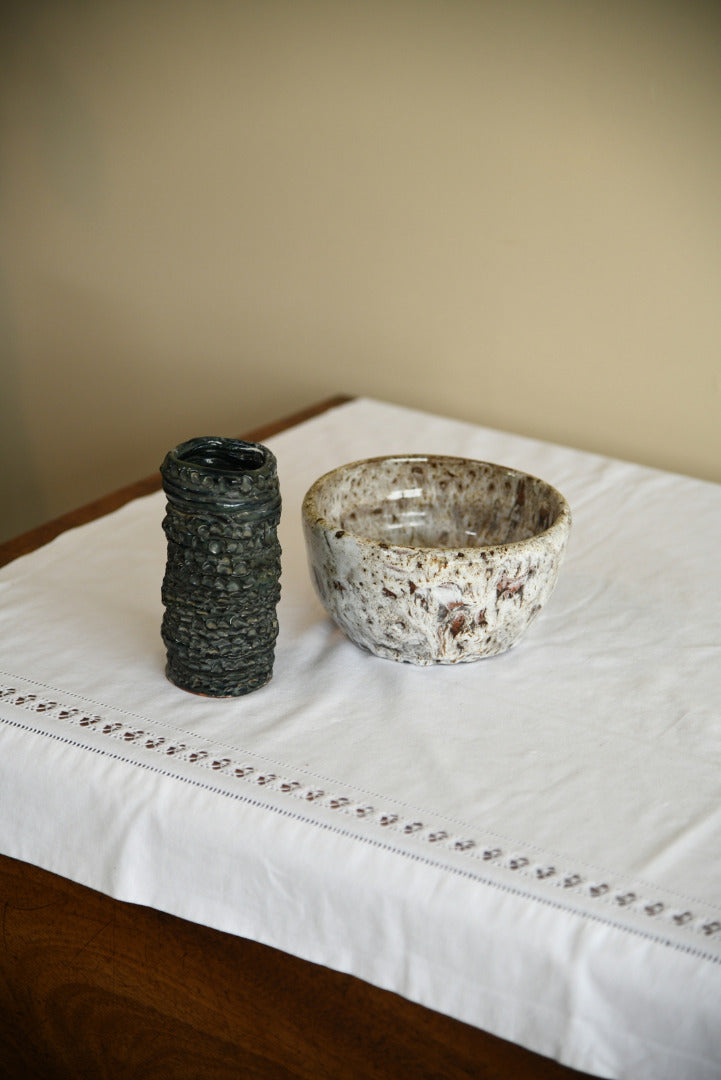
[1,0,720,543]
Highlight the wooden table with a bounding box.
[0,398,600,1080]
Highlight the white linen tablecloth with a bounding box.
[1,398,719,1079]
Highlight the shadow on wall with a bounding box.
[0,269,47,543]
[0,4,111,544]
[0,264,339,547]
[0,11,44,541]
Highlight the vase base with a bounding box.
[164,662,274,698]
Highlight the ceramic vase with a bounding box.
[159,436,281,696]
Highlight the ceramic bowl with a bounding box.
[302,454,572,665]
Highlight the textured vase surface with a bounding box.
[160,436,281,696]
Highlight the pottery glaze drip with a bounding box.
[160,437,281,696]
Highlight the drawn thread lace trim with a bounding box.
[2,684,720,944]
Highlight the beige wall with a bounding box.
[2,0,720,543]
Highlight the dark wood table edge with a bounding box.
[0,851,603,1080]
[0,393,603,1079]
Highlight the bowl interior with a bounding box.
[310,456,565,550]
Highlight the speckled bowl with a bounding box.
[302,454,572,665]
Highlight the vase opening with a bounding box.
[178,438,266,474]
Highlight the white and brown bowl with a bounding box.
[302,454,572,665]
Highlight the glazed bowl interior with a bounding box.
[311,456,565,550]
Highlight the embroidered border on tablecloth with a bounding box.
[1,676,720,963]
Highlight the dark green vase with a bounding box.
[159,436,281,696]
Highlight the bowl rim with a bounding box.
[302,453,572,554]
